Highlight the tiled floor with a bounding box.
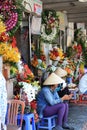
[68,103,87,130]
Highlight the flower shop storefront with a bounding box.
[0,0,42,129]
[0,0,86,105]
[0,0,87,130]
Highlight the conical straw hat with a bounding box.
[43,72,65,85]
[54,67,67,77]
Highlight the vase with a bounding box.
[66,76,72,84]
[37,69,43,77]
[52,60,58,66]
[3,64,10,80]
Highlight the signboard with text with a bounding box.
[22,0,42,15]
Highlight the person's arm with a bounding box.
[61,94,71,101]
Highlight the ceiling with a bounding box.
[41,0,87,26]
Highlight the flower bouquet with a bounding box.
[40,50,46,61]
[31,55,38,68]
[17,63,34,83]
[31,55,47,70]
[0,43,20,64]
[49,47,64,61]
[31,81,41,94]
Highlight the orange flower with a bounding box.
[11,36,17,48]
[65,67,72,75]
[31,55,38,67]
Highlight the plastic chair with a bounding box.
[18,113,36,130]
[79,94,87,103]
[7,99,25,130]
[37,115,57,130]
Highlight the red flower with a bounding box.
[40,55,46,61]
[30,100,37,110]
[24,64,32,74]
[34,55,38,60]
[73,45,77,50]
[77,44,82,53]
[11,36,17,48]
[0,32,9,42]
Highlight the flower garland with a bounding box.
[0,0,24,36]
[41,10,59,43]
[41,25,58,43]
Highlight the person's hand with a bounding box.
[68,93,73,99]
[61,94,72,101]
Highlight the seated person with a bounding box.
[78,65,87,94]
[54,67,72,98]
[36,73,74,130]
[56,83,71,98]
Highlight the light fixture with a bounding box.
[79,0,87,2]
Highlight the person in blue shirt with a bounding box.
[36,73,74,130]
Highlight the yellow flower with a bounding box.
[0,43,20,63]
[58,48,64,59]
[0,19,6,34]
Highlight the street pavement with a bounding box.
[68,103,87,130]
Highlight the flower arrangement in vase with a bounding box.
[49,47,64,61]
[31,54,46,70]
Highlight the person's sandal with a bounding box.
[63,123,74,130]
[53,125,64,130]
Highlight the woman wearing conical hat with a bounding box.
[54,67,73,98]
[36,73,74,130]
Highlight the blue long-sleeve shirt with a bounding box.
[36,86,62,118]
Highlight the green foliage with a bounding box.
[42,10,58,24]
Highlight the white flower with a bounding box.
[41,24,58,42]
